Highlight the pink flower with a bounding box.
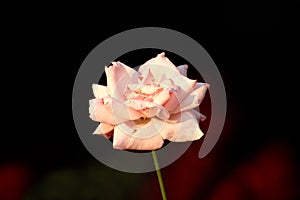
[89,53,209,150]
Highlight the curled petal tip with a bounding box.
[159,52,165,57]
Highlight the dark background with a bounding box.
[2,1,299,200]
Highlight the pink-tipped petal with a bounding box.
[93,123,114,139]
[105,61,138,100]
[89,97,144,125]
[159,111,204,142]
[92,84,108,98]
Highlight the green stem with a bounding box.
[152,150,167,200]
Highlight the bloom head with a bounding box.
[89,53,209,150]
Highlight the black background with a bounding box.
[2,1,299,200]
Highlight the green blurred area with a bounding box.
[25,160,143,200]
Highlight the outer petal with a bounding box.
[172,82,210,113]
[113,124,164,150]
[191,109,207,121]
[177,64,188,76]
[89,97,144,125]
[93,123,114,139]
[139,52,179,73]
[163,65,197,107]
[92,84,108,98]
[105,61,138,100]
[159,111,204,142]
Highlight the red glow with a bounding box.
[140,143,297,200]
[0,164,31,200]
[208,144,297,200]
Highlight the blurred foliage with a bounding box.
[25,161,142,200]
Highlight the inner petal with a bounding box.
[125,99,170,120]
[133,117,151,127]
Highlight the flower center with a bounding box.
[133,117,151,127]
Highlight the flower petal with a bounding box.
[162,79,197,113]
[191,109,207,121]
[172,82,210,113]
[93,123,114,139]
[169,75,197,98]
[92,84,108,98]
[141,53,196,93]
[138,53,180,83]
[116,118,165,139]
[153,88,171,105]
[125,99,170,120]
[105,61,138,100]
[89,97,144,125]
[140,52,179,73]
[127,83,161,95]
[163,87,182,112]
[160,78,174,89]
[138,68,155,84]
[138,53,196,101]
[177,64,188,76]
[159,111,204,142]
[113,124,164,150]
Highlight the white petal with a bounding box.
[92,84,108,98]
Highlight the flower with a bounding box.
[89,52,209,150]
